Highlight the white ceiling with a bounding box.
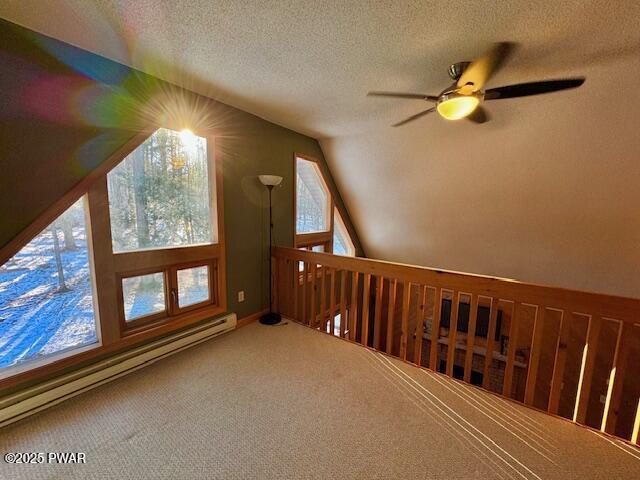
[2,1,640,296]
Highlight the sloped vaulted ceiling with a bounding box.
[1,1,639,297]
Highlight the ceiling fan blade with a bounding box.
[457,42,516,93]
[392,107,436,127]
[467,106,489,124]
[368,91,438,102]
[484,78,585,100]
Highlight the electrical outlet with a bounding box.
[238,291,245,302]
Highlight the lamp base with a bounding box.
[259,312,282,325]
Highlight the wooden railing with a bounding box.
[271,246,640,445]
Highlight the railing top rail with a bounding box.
[273,246,640,322]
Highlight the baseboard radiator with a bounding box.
[0,313,237,428]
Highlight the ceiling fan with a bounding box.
[368,42,585,126]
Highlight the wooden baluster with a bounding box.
[289,259,295,318]
[301,262,308,325]
[310,263,318,328]
[386,279,397,354]
[361,274,371,346]
[281,258,289,317]
[320,265,327,332]
[632,399,640,445]
[524,305,546,405]
[446,291,460,377]
[293,260,299,321]
[399,281,411,360]
[414,286,427,366]
[373,276,384,350]
[602,321,631,433]
[482,297,500,390]
[429,287,443,371]
[272,256,279,314]
[573,315,603,424]
[339,271,347,338]
[502,302,520,397]
[283,259,290,317]
[463,295,479,383]
[349,272,359,341]
[329,269,336,335]
[548,310,571,414]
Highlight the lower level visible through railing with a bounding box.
[271,246,640,445]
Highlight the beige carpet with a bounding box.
[1,321,639,479]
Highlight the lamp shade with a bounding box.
[259,175,283,187]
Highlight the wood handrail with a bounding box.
[271,246,640,446]
[272,246,640,323]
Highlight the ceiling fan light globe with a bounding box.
[436,94,480,120]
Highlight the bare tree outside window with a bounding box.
[107,128,215,253]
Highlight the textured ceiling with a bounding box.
[2,1,640,296]
[1,0,638,138]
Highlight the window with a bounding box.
[107,128,215,252]
[122,272,166,322]
[0,198,98,372]
[294,154,356,257]
[108,128,221,331]
[333,208,355,257]
[1,126,226,385]
[177,265,210,308]
[296,157,331,234]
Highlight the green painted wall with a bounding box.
[219,120,329,319]
[0,17,362,323]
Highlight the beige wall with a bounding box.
[321,54,640,299]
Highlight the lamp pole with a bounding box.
[259,176,283,325]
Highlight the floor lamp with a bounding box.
[259,175,283,325]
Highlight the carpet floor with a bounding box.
[1,320,639,479]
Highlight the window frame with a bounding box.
[169,259,218,316]
[332,207,356,257]
[0,126,227,391]
[0,195,102,380]
[294,154,334,246]
[117,267,170,330]
[293,153,355,257]
[107,128,219,253]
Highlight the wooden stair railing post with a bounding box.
[272,255,279,314]
[361,274,372,346]
[446,291,460,377]
[301,262,308,325]
[399,281,411,360]
[373,276,384,350]
[320,265,327,332]
[285,258,292,317]
[573,315,603,424]
[502,302,520,397]
[602,321,630,434]
[329,268,336,335]
[293,261,299,321]
[632,398,640,445]
[548,310,571,414]
[463,295,479,383]
[482,297,501,390]
[386,279,397,354]
[414,286,428,366]
[349,272,359,341]
[339,271,347,338]
[310,263,318,328]
[429,288,443,371]
[524,305,546,405]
